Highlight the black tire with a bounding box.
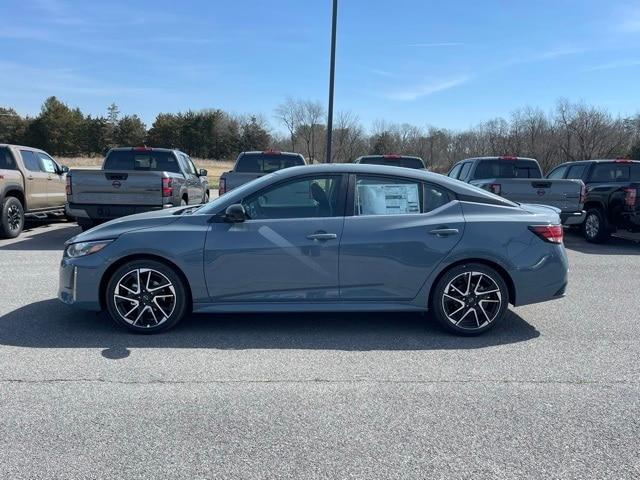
[582,208,610,243]
[0,196,25,239]
[78,219,96,231]
[431,263,509,336]
[105,259,189,334]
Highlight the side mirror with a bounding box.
[60,165,70,173]
[199,169,208,177]
[224,203,246,223]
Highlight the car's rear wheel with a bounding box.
[431,263,509,336]
[582,208,610,243]
[0,196,24,239]
[105,259,189,333]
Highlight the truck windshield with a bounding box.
[359,157,425,169]
[103,150,181,173]
[474,159,542,179]
[235,153,304,173]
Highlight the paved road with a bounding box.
[1,220,639,479]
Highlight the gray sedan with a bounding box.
[58,164,569,335]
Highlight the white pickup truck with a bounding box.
[448,156,586,225]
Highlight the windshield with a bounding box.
[103,150,181,173]
[474,159,542,179]
[359,157,425,169]
[235,153,304,173]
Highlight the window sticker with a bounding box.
[357,183,420,215]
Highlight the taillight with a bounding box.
[219,178,227,196]
[65,175,72,195]
[579,184,586,205]
[489,183,501,195]
[528,225,563,244]
[624,187,637,208]
[162,178,173,197]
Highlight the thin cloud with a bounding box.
[586,59,640,71]
[407,42,464,47]
[385,75,469,101]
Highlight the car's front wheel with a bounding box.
[105,259,189,333]
[431,263,509,336]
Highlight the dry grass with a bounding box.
[58,157,235,188]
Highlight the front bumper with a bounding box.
[58,256,104,311]
[560,210,586,226]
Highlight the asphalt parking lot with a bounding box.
[1,220,639,479]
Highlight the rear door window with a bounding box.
[566,164,587,180]
[589,163,630,182]
[20,150,40,172]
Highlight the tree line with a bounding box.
[1,96,639,172]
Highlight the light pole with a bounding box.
[325,0,338,163]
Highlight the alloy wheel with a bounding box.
[7,204,22,231]
[441,271,502,330]
[113,268,176,328]
[585,214,599,239]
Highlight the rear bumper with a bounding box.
[560,210,585,226]
[67,203,172,220]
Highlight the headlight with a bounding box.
[65,240,113,258]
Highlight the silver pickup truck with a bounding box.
[448,156,585,225]
[218,150,306,195]
[67,147,209,230]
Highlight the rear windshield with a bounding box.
[359,156,425,169]
[474,159,542,179]
[103,150,181,173]
[235,153,305,173]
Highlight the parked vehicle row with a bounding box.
[67,146,210,231]
[59,163,568,336]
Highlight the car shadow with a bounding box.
[0,221,79,251]
[0,299,540,359]
[564,229,640,255]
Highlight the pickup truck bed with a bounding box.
[448,156,585,225]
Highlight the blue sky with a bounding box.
[1,0,640,132]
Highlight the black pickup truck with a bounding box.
[547,159,640,242]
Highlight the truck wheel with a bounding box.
[431,263,509,336]
[582,209,610,243]
[0,196,25,239]
[78,219,96,232]
[105,259,189,333]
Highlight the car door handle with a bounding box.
[429,228,459,237]
[307,232,338,241]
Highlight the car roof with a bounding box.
[239,150,303,156]
[0,144,48,153]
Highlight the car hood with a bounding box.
[66,207,186,245]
